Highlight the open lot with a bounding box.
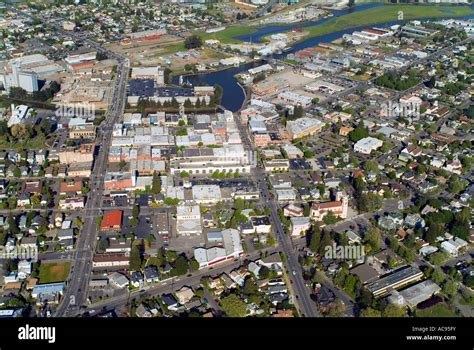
[38,261,71,284]
[415,302,459,318]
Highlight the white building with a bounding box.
[176,205,202,236]
[131,67,164,85]
[286,117,325,139]
[441,237,468,257]
[0,60,38,93]
[290,217,311,237]
[192,185,222,204]
[194,228,243,268]
[354,137,383,154]
[277,91,313,107]
[8,104,29,127]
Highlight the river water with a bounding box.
[173,3,474,112]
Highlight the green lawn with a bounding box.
[197,5,473,44]
[415,303,458,317]
[38,262,71,284]
[200,26,260,44]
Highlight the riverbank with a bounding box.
[199,4,474,44]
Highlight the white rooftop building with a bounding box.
[194,228,243,268]
[441,237,468,257]
[8,105,29,128]
[176,205,202,236]
[192,185,222,204]
[354,137,383,154]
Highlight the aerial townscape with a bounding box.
[0,0,474,325]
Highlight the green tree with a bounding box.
[132,204,140,218]
[319,230,333,256]
[152,171,161,195]
[348,120,369,142]
[442,280,458,300]
[13,166,21,178]
[431,267,446,285]
[360,308,381,317]
[171,255,189,276]
[326,300,346,317]
[308,227,321,253]
[357,193,382,212]
[323,211,338,225]
[364,227,382,251]
[382,304,407,317]
[220,294,247,317]
[424,223,443,244]
[189,258,199,271]
[130,242,143,271]
[429,252,448,266]
[184,35,203,49]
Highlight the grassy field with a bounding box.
[200,26,259,44]
[415,303,458,317]
[0,135,47,151]
[303,5,474,39]
[198,4,473,44]
[38,262,71,284]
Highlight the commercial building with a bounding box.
[194,228,243,268]
[192,185,222,204]
[286,117,325,139]
[264,159,290,172]
[401,24,439,38]
[366,265,424,297]
[277,91,313,107]
[176,205,202,236]
[354,137,383,154]
[65,50,97,66]
[131,67,164,85]
[59,180,82,195]
[170,144,251,175]
[69,125,97,139]
[59,144,95,165]
[0,60,38,93]
[388,280,441,309]
[92,253,130,269]
[290,217,311,236]
[101,210,123,231]
[31,282,65,301]
[58,197,84,209]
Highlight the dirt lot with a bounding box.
[106,37,231,72]
[105,34,184,66]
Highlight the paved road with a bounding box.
[79,249,276,316]
[228,105,320,317]
[54,57,129,316]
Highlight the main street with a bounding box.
[54,57,129,316]
[229,106,320,317]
